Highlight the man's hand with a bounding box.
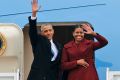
[77,59,89,68]
[31,0,39,17]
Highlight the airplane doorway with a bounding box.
[23,21,93,80]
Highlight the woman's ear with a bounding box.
[72,32,75,37]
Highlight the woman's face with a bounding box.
[73,27,84,42]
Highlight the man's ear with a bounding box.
[40,31,43,36]
[53,29,54,34]
[37,29,41,34]
[37,29,43,35]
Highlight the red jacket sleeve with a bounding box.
[61,48,78,70]
[93,33,108,50]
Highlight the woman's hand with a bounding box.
[81,24,97,36]
[77,59,89,68]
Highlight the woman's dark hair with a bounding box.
[72,24,83,32]
[72,22,94,41]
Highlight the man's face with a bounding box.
[40,25,54,40]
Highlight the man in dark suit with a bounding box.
[27,0,62,80]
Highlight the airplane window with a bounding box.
[0,32,7,56]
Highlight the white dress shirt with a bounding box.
[50,39,58,61]
[31,16,37,20]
